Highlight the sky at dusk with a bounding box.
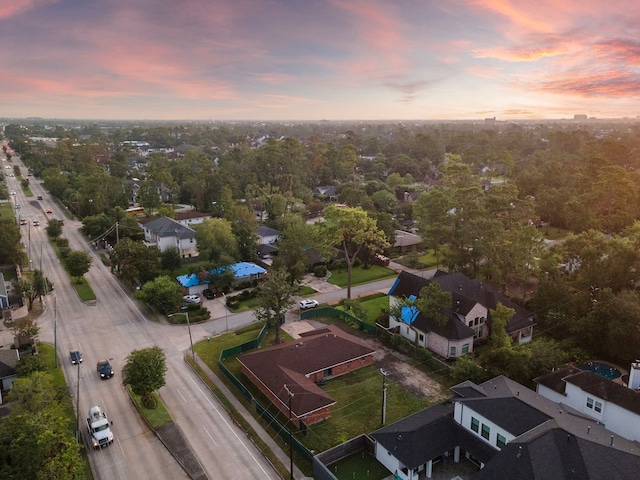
[1,0,640,121]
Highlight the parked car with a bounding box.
[10,190,16,195]
[33,220,40,226]
[46,208,53,213]
[202,289,215,300]
[70,351,83,365]
[299,299,319,310]
[183,294,201,304]
[37,195,43,200]
[97,359,114,379]
[19,218,27,225]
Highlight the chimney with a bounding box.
[628,360,640,390]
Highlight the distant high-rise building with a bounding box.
[574,114,588,121]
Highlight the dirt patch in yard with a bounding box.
[283,319,447,403]
[365,338,447,402]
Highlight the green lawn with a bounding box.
[73,277,97,301]
[0,200,15,219]
[328,450,390,480]
[327,265,397,287]
[358,294,388,325]
[196,321,434,455]
[128,388,173,428]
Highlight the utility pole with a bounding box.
[75,362,80,443]
[380,368,388,425]
[284,384,294,480]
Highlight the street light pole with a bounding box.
[222,292,228,332]
[169,311,195,361]
[284,384,294,480]
[380,368,388,425]
[75,362,81,443]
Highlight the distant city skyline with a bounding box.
[2,1,640,121]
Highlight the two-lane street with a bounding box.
[9,155,277,480]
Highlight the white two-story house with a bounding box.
[536,362,640,443]
[387,271,535,359]
[141,216,198,258]
[371,375,640,480]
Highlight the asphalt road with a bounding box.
[7,155,276,480]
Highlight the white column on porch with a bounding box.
[426,459,433,478]
[454,446,460,463]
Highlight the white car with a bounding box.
[299,299,319,310]
[10,190,16,195]
[183,294,201,304]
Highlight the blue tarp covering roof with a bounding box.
[401,295,419,324]
[176,262,267,288]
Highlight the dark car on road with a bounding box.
[70,351,83,365]
[97,359,114,379]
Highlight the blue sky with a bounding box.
[2,0,640,120]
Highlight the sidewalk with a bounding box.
[189,356,306,480]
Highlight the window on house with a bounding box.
[474,318,479,326]
[468,321,473,327]
[586,397,594,410]
[480,318,485,324]
[481,424,490,440]
[595,401,603,413]
[471,417,479,433]
[419,333,424,342]
[461,344,469,354]
[450,346,457,357]
[497,434,506,449]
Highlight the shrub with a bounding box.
[314,265,327,277]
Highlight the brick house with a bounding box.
[238,325,375,427]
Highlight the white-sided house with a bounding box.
[388,271,534,359]
[257,225,281,245]
[371,375,640,480]
[142,216,198,258]
[175,210,211,227]
[535,363,640,443]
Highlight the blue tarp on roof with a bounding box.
[401,295,419,324]
[176,262,267,288]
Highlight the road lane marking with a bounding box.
[203,426,218,446]
[177,387,187,403]
[187,374,273,479]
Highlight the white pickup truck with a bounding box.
[86,405,114,448]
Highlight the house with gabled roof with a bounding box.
[238,325,375,427]
[141,216,198,258]
[176,262,267,295]
[535,361,640,443]
[175,210,211,227]
[387,271,534,358]
[371,375,640,480]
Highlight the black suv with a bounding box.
[202,289,215,300]
[97,359,114,379]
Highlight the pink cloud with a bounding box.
[0,0,57,20]
[533,69,640,97]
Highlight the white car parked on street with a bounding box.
[299,299,319,310]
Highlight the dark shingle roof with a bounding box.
[371,404,497,469]
[389,271,534,335]
[462,397,552,436]
[412,310,475,341]
[473,428,640,480]
[536,367,640,416]
[0,349,18,378]
[257,225,281,238]
[144,216,195,240]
